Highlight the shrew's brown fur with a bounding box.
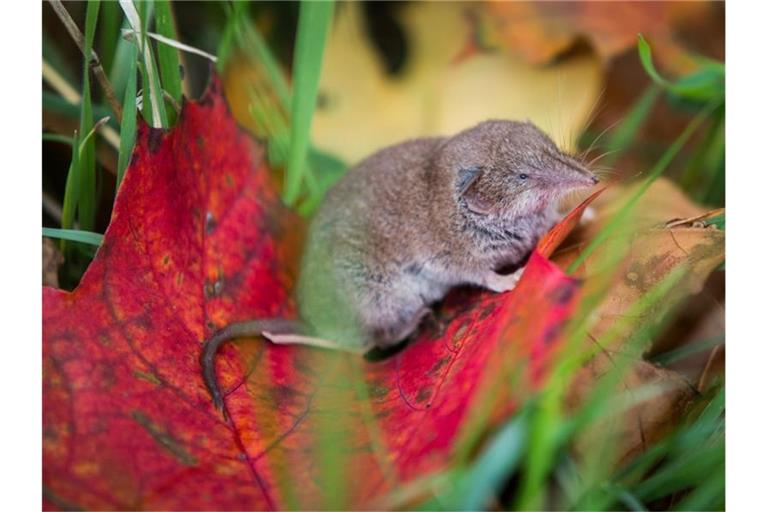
[298,119,598,349]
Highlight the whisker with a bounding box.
[592,166,620,175]
[578,117,624,161]
[592,169,620,181]
[587,149,622,168]
[573,87,607,155]
[559,187,593,209]
[557,72,565,150]
[581,86,607,135]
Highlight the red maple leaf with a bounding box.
[43,76,598,510]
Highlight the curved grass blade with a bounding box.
[637,35,670,88]
[43,228,103,247]
[61,130,81,233]
[638,34,724,102]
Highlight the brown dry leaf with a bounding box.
[554,179,724,349]
[224,2,602,165]
[697,344,725,393]
[555,178,723,462]
[566,354,696,463]
[484,0,709,74]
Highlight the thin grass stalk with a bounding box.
[283,1,334,205]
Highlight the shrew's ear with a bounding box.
[457,166,492,215]
[457,166,481,195]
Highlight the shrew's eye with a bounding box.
[518,173,529,180]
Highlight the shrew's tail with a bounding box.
[200,319,305,415]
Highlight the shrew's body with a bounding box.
[201,120,598,412]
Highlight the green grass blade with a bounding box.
[650,334,723,365]
[522,266,688,510]
[567,102,717,273]
[230,2,291,107]
[454,409,529,509]
[154,0,183,103]
[515,388,563,509]
[216,2,237,71]
[702,118,726,205]
[679,106,725,199]
[138,0,167,127]
[109,20,133,101]
[633,439,723,502]
[121,0,167,127]
[637,35,670,88]
[42,133,74,145]
[77,0,101,232]
[219,2,347,214]
[608,485,647,511]
[117,41,139,190]
[638,34,724,102]
[61,131,81,232]
[43,91,116,127]
[283,0,334,205]
[602,85,661,167]
[43,228,104,247]
[672,469,725,511]
[98,0,122,75]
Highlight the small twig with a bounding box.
[163,90,181,114]
[48,0,123,124]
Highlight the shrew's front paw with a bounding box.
[483,268,523,293]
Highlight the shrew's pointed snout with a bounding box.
[572,162,599,187]
[550,153,600,189]
[565,166,600,189]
